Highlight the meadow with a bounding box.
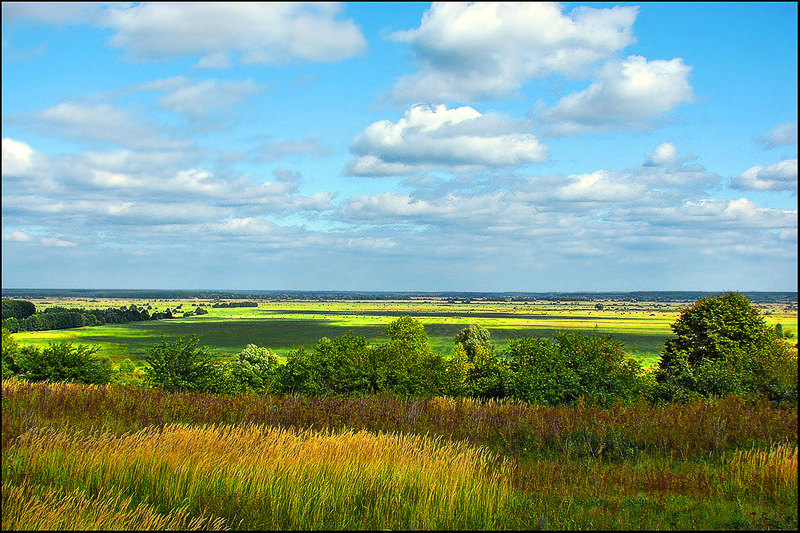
[2,379,797,530]
[14,296,793,368]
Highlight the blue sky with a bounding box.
[2,2,797,291]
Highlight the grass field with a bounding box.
[3,379,797,530]
[10,298,798,369]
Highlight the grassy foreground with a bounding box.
[2,379,797,530]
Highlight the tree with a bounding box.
[14,341,112,385]
[143,336,222,393]
[1,299,36,320]
[454,324,493,362]
[2,328,21,378]
[653,292,797,403]
[229,344,279,394]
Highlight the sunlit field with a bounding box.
[11,297,797,369]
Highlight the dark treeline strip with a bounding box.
[211,301,258,308]
[2,288,796,304]
[1,302,172,333]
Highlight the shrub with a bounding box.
[143,336,223,394]
[503,332,648,406]
[229,344,279,394]
[2,328,21,378]
[653,292,798,403]
[14,342,112,385]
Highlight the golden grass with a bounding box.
[5,423,513,530]
[722,444,798,499]
[2,481,226,531]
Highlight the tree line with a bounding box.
[2,293,797,406]
[1,299,175,333]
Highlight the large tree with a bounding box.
[654,292,797,402]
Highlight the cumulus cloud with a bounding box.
[389,2,638,102]
[101,3,366,66]
[542,56,694,135]
[2,137,36,176]
[346,104,548,176]
[757,121,798,149]
[645,142,679,165]
[730,159,797,193]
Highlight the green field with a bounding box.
[10,298,798,369]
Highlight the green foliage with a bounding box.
[111,358,145,388]
[274,318,452,397]
[1,299,36,320]
[143,336,223,394]
[2,328,21,378]
[454,324,493,362]
[228,344,279,394]
[13,342,112,385]
[503,332,648,406]
[654,292,798,403]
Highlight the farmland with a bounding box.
[9,294,797,369]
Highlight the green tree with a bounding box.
[143,336,222,393]
[14,342,112,385]
[2,328,21,378]
[653,292,797,403]
[454,324,493,362]
[229,344,279,394]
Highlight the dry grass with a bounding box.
[2,481,226,531]
[4,423,513,530]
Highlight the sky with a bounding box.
[1,2,797,292]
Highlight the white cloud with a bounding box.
[758,121,797,149]
[730,159,798,192]
[34,102,189,150]
[543,56,694,135]
[1,2,106,25]
[347,104,548,176]
[159,78,262,118]
[646,142,678,165]
[101,3,366,66]
[389,2,638,102]
[2,230,32,242]
[40,237,77,247]
[2,137,35,176]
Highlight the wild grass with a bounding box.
[2,379,797,530]
[2,481,227,531]
[4,423,513,530]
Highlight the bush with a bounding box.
[653,292,798,403]
[229,344,279,394]
[143,336,223,394]
[13,341,112,385]
[503,332,649,406]
[2,328,21,378]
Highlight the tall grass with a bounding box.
[3,379,795,459]
[2,379,797,530]
[2,481,227,530]
[4,423,513,530]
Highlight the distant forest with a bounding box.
[0,288,796,304]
